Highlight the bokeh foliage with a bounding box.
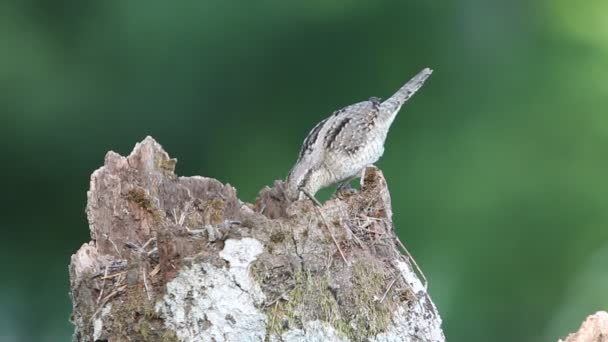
[1,0,607,341]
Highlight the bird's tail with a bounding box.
[379,67,433,121]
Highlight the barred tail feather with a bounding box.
[379,67,433,121]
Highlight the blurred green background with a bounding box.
[1,0,607,341]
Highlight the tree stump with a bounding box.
[69,136,445,342]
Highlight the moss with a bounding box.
[399,288,416,303]
[161,330,179,342]
[334,319,353,337]
[155,156,177,173]
[196,198,225,225]
[260,261,393,342]
[208,198,225,224]
[263,272,297,337]
[98,288,178,341]
[302,227,309,238]
[342,261,392,339]
[126,188,154,211]
[241,218,255,228]
[139,321,152,340]
[184,215,202,229]
[264,271,341,338]
[250,261,272,286]
[270,231,285,243]
[125,187,162,223]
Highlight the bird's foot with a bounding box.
[334,180,357,199]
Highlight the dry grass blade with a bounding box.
[395,236,427,289]
[380,278,397,303]
[313,205,349,265]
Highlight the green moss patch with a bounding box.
[97,289,178,341]
[258,260,395,341]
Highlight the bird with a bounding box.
[285,68,433,204]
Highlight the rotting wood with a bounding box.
[69,136,445,342]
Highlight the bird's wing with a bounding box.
[296,116,329,162]
[324,99,380,155]
[294,98,378,165]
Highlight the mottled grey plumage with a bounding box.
[286,68,433,202]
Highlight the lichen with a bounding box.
[158,238,267,342]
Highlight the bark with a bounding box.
[69,136,445,342]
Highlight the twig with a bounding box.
[141,237,156,250]
[185,227,206,235]
[101,271,126,280]
[103,233,122,257]
[264,291,290,308]
[149,264,161,277]
[89,284,127,323]
[380,278,397,303]
[125,241,142,251]
[101,284,127,303]
[312,205,349,265]
[334,202,367,250]
[349,227,365,248]
[395,235,428,289]
[106,285,126,301]
[179,204,188,226]
[299,188,348,264]
[96,266,109,304]
[172,207,178,225]
[344,220,365,248]
[108,260,128,272]
[300,188,322,206]
[126,237,157,257]
[269,301,279,331]
[142,264,152,301]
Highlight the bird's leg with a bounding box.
[337,179,354,192]
[300,188,322,206]
[334,178,357,198]
[359,166,372,188]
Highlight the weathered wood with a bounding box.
[69,136,445,342]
